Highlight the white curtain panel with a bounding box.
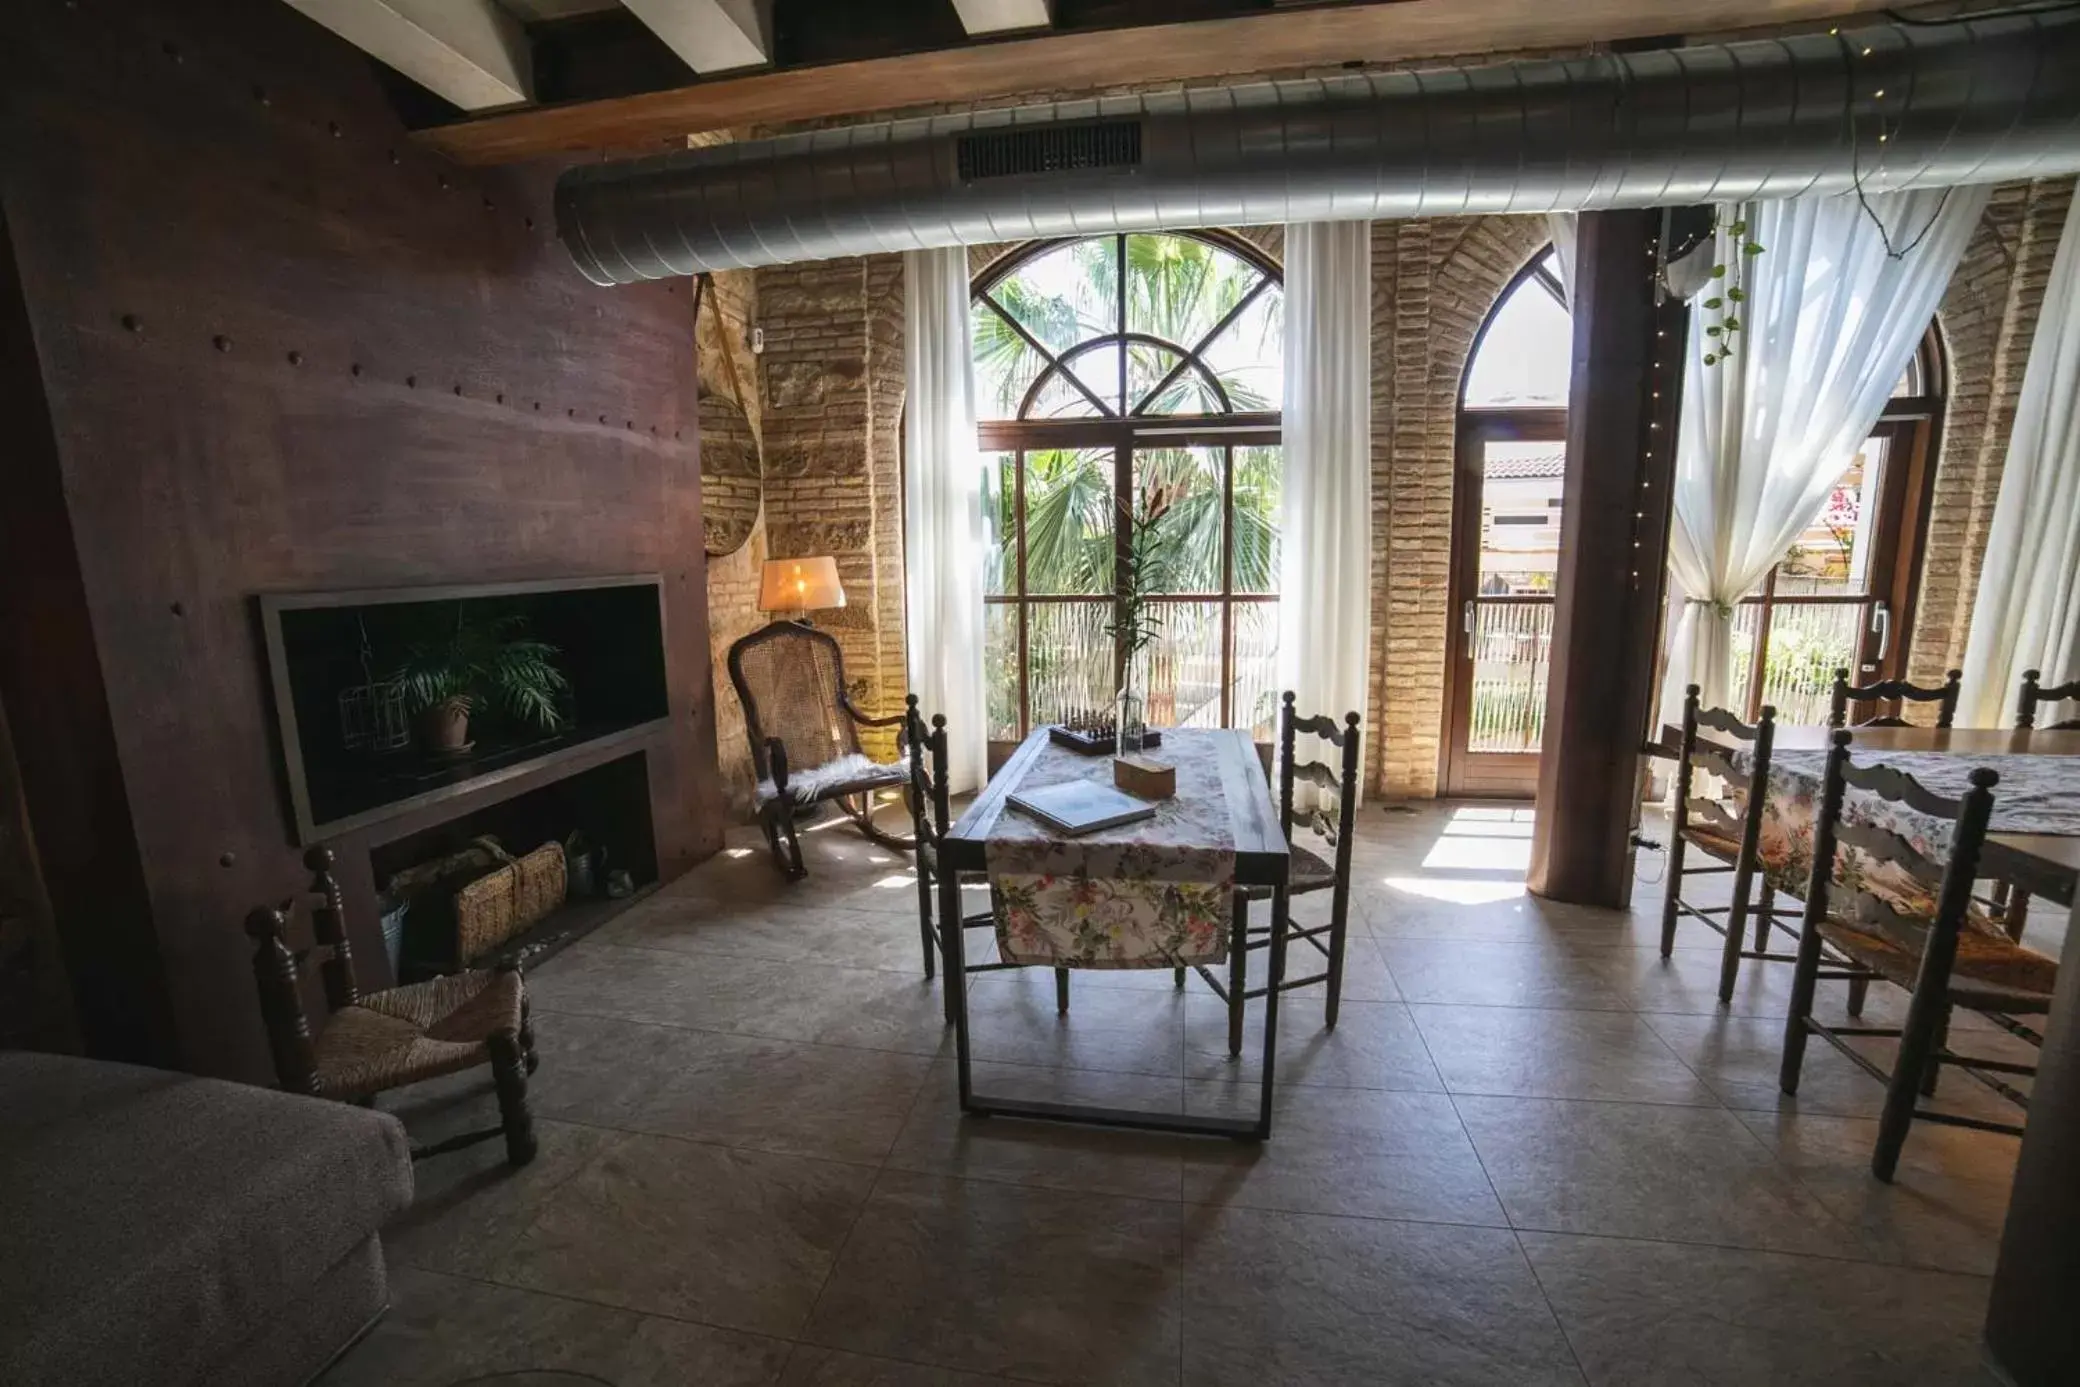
[1661,187,1988,724]
[1546,211,1578,307]
[1958,199,2080,727]
[1276,222,1372,796]
[902,247,988,792]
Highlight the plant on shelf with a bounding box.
[392,607,568,756]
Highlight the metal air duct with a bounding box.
[556,12,2080,284]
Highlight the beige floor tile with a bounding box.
[1520,1230,1995,1385]
[1178,1082,1507,1226]
[1379,936,1636,1010]
[496,1133,876,1336]
[1185,995,1446,1092]
[1409,1005,1716,1104]
[779,1346,1020,1384]
[318,1267,790,1387]
[887,1060,1186,1200]
[1178,1204,1584,1386]
[801,1170,1181,1386]
[1454,1094,1864,1256]
[965,969,1187,1077]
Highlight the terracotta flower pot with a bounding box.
[420,695,473,755]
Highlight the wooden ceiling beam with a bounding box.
[280,0,532,111]
[949,0,1054,37]
[414,0,1900,165]
[620,0,774,74]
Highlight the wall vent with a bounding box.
[957,120,1141,182]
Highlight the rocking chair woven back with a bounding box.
[727,621,860,785]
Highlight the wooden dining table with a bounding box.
[937,724,1291,1140]
[1657,723,2080,907]
[1658,720,2080,1382]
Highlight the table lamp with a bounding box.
[758,556,846,624]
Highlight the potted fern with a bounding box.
[393,607,569,756]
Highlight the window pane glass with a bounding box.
[1758,604,1863,725]
[1132,600,1224,728]
[1466,602,1553,753]
[1124,234,1262,350]
[1137,361,1226,415]
[990,237,1119,358]
[1125,342,1186,414]
[1025,366,1104,419]
[1199,285,1284,412]
[982,450,1015,596]
[1027,601,1114,728]
[1231,601,1280,738]
[1232,445,1281,595]
[1464,268,1572,408]
[972,299,1047,421]
[1776,437,1889,598]
[1023,449,1115,595]
[1065,342,1123,414]
[985,604,1019,740]
[1133,447,1223,594]
[1476,439,1564,593]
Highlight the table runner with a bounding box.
[1727,748,2080,926]
[986,729,1236,968]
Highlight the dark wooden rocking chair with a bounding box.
[246,847,539,1166]
[727,620,916,879]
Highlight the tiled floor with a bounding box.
[321,803,2038,1386]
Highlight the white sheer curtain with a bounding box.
[1661,188,1988,723]
[1276,222,1372,791]
[1546,212,1577,307]
[1959,200,2080,727]
[903,247,987,792]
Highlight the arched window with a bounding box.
[972,232,1284,748]
[1444,247,1572,797]
[1726,327,1946,724]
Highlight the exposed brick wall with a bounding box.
[1368,215,1553,798]
[1906,176,2075,704]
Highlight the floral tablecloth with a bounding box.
[1727,749,2080,929]
[987,730,1237,969]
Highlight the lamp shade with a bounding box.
[758,556,846,613]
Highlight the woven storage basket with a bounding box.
[453,837,567,965]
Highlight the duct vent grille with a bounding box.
[957,120,1142,182]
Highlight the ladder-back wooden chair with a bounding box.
[1191,693,1360,1058]
[905,699,1068,1021]
[1659,687,1799,1004]
[246,847,539,1166]
[1989,669,2080,942]
[1780,731,2052,1180]
[2016,668,2080,730]
[727,620,915,879]
[1829,667,1961,729]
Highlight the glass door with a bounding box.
[1444,412,1567,798]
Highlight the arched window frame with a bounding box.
[972,231,1285,750]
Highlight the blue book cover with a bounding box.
[1008,780,1158,836]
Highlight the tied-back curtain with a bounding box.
[903,247,987,793]
[1661,188,1988,724]
[1546,212,1578,307]
[1959,199,2080,727]
[1276,222,1372,798]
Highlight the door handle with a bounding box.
[1871,601,1892,662]
[1462,600,1476,659]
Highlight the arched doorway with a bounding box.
[1442,247,1571,798]
[970,231,1285,757]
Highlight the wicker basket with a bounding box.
[452,837,567,965]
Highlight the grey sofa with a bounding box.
[0,1051,413,1386]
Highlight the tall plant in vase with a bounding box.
[1107,486,1177,754]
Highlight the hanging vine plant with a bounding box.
[1701,210,1765,367]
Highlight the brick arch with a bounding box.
[1367,214,1554,798]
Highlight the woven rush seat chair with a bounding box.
[1829,666,1962,729]
[1780,730,2054,1181]
[1188,692,1360,1057]
[728,619,915,879]
[906,698,1069,1021]
[247,847,539,1166]
[1660,687,1826,1006]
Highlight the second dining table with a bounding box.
[936,724,1292,1140]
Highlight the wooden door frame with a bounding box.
[1442,407,1568,798]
